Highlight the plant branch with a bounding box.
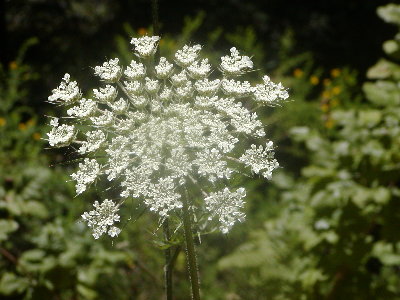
[182,192,201,300]
[163,219,173,300]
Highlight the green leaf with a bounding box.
[363,81,400,106]
[299,269,327,289]
[366,59,400,80]
[77,284,98,300]
[373,242,400,265]
[372,187,391,205]
[23,200,48,218]
[0,219,19,241]
[20,249,45,261]
[358,110,382,127]
[377,4,400,25]
[383,40,400,60]
[19,250,56,273]
[0,272,29,295]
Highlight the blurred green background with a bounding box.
[1,0,400,299]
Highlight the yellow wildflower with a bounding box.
[322,90,331,98]
[310,76,319,85]
[332,86,341,95]
[321,103,330,113]
[0,118,6,126]
[18,123,27,131]
[323,78,331,86]
[9,61,18,70]
[293,68,303,78]
[33,132,41,140]
[138,28,147,35]
[27,119,36,127]
[331,98,339,107]
[331,68,341,78]
[325,118,335,129]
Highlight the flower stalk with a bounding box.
[182,194,201,300]
[163,219,173,300]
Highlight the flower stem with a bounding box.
[163,219,173,300]
[182,195,201,300]
[151,0,160,36]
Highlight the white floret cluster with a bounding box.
[47,36,288,238]
[81,199,121,239]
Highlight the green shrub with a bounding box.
[219,4,400,299]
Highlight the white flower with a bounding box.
[47,118,75,147]
[221,79,253,97]
[239,141,279,179]
[109,97,128,114]
[175,44,202,67]
[175,81,193,99]
[131,36,160,58]
[105,136,130,181]
[144,77,160,94]
[195,95,218,108]
[155,57,174,79]
[194,79,220,96]
[159,86,173,101]
[78,130,106,154]
[171,70,188,86]
[194,148,231,182]
[145,177,182,217]
[90,110,114,126]
[220,47,253,75]
[130,95,148,107]
[47,36,288,236]
[71,158,100,195]
[205,187,246,233]
[81,199,121,239]
[93,85,118,103]
[121,166,152,198]
[124,81,143,96]
[253,75,289,106]
[187,59,211,79]
[94,58,122,83]
[67,98,97,118]
[124,60,146,80]
[48,74,81,104]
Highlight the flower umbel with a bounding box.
[47,36,288,238]
[81,199,121,239]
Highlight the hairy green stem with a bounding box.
[182,196,201,300]
[163,220,173,300]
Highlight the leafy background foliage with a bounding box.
[1,1,400,299]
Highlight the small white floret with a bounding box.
[48,74,81,104]
[94,58,122,83]
[175,44,202,67]
[131,36,160,58]
[205,187,246,233]
[81,199,121,239]
[47,118,75,147]
[220,47,253,75]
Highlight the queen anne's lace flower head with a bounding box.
[81,199,121,239]
[205,188,246,233]
[47,35,288,238]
